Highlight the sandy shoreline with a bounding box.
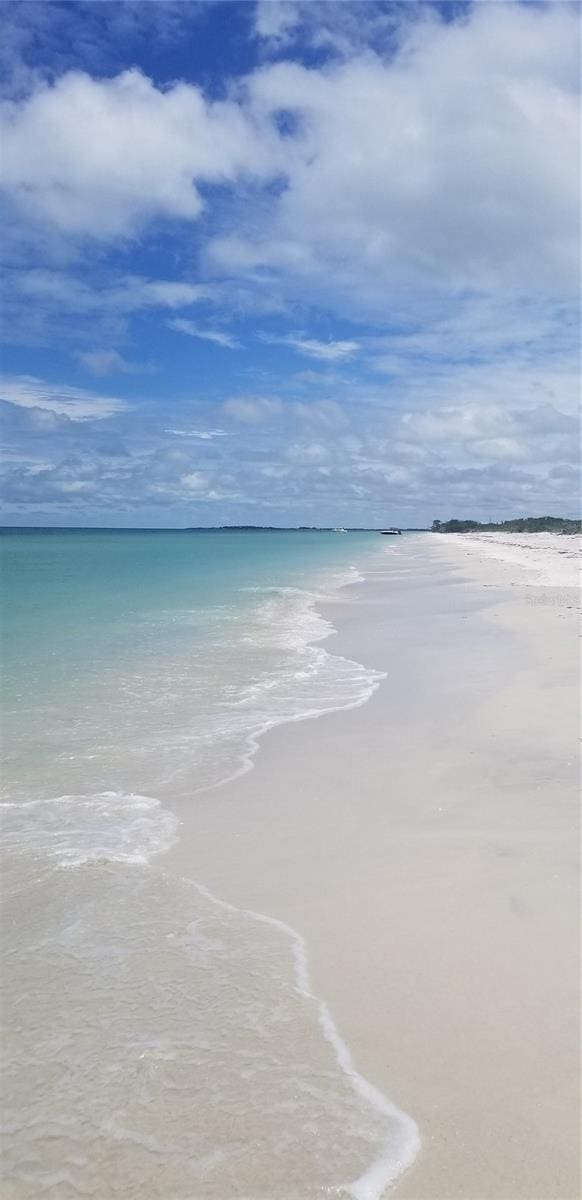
[166,533,580,1199]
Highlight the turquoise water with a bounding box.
[1,528,377,696]
[0,529,419,1199]
[1,529,381,806]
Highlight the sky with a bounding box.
[0,0,579,528]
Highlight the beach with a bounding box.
[3,0,579,1194]
[1,530,579,1198]
[3,0,579,1191]
[166,531,580,1199]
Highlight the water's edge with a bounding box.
[2,541,421,1198]
[155,555,421,1196]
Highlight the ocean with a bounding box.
[0,529,418,1199]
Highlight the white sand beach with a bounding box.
[433,530,580,589]
[167,532,580,1199]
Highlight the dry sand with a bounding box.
[167,533,580,1200]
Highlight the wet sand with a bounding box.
[167,533,580,1199]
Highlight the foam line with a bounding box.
[194,877,421,1198]
[190,563,386,797]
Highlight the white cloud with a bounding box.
[285,441,329,464]
[0,374,127,421]
[176,471,238,501]
[3,5,577,312]
[116,280,212,312]
[168,318,241,349]
[223,396,283,424]
[76,349,153,377]
[290,336,359,362]
[3,269,214,348]
[13,270,212,313]
[212,3,579,309]
[260,331,359,360]
[292,399,346,428]
[254,1,300,43]
[399,402,578,470]
[165,428,228,440]
[180,471,209,492]
[0,2,204,102]
[392,355,580,425]
[367,295,578,373]
[253,0,412,60]
[0,68,279,239]
[260,464,290,479]
[58,478,96,494]
[403,406,513,448]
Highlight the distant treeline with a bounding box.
[432,516,581,534]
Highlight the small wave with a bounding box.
[2,856,419,1199]
[0,791,179,868]
[1,561,383,863]
[170,568,385,796]
[196,878,421,1198]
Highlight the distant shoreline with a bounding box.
[0,525,430,533]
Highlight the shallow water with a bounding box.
[0,529,418,1198]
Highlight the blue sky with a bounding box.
[0,0,579,527]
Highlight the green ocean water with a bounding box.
[0,528,378,692]
[0,528,419,1200]
[1,528,381,803]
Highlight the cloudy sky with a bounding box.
[0,0,579,527]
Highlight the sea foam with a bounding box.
[2,856,419,1200]
[0,790,179,867]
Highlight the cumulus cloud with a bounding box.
[168,318,241,349]
[254,1,301,44]
[400,403,578,468]
[253,0,418,61]
[3,5,577,317]
[176,471,239,501]
[1,375,576,522]
[213,2,580,309]
[0,67,278,239]
[0,374,127,421]
[5,3,576,302]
